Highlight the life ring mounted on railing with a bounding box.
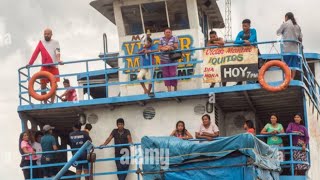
[258,60,291,92]
[28,71,57,101]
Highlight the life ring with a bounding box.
[28,71,57,101]
[258,60,291,92]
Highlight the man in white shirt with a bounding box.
[32,131,44,178]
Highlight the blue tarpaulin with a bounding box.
[141,133,280,180]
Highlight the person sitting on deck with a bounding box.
[27,28,63,104]
[69,122,92,180]
[243,120,256,135]
[100,118,133,180]
[286,113,309,175]
[170,121,193,140]
[59,78,78,102]
[260,113,284,161]
[207,31,226,88]
[137,37,157,95]
[195,114,219,141]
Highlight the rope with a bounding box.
[141,162,253,175]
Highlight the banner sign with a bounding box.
[203,46,259,83]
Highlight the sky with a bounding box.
[0,0,319,179]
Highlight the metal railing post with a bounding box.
[86,61,91,100]
[289,134,294,176]
[53,141,93,180]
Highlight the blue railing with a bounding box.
[21,133,308,179]
[21,142,142,180]
[17,40,320,111]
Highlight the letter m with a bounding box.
[132,35,141,41]
[125,57,140,73]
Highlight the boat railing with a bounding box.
[17,40,320,111]
[21,133,308,179]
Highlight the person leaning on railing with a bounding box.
[234,19,258,85]
[286,113,309,175]
[276,12,303,80]
[260,113,285,161]
[195,114,219,141]
[170,121,193,140]
[100,118,133,180]
[207,31,226,88]
[26,28,63,104]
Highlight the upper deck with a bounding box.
[17,40,320,131]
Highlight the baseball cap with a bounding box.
[43,125,55,132]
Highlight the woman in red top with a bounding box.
[170,121,193,140]
[244,120,256,135]
[20,131,38,179]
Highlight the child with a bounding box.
[137,37,157,95]
[170,121,193,140]
[59,79,77,102]
[244,120,256,135]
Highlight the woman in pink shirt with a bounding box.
[20,131,38,179]
[170,121,193,140]
[195,114,219,141]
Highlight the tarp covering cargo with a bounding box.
[141,133,281,180]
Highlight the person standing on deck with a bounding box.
[69,122,92,180]
[207,30,225,88]
[243,120,256,135]
[195,114,219,141]
[234,19,258,85]
[286,113,309,175]
[277,12,303,80]
[20,131,38,180]
[27,28,63,104]
[32,131,44,178]
[83,124,93,136]
[170,121,193,140]
[100,118,133,180]
[260,113,285,161]
[41,125,58,178]
[159,27,179,92]
[137,37,157,95]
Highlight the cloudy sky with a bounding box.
[0,0,319,179]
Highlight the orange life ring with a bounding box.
[258,60,291,92]
[28,71,57,101]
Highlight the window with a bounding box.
[121,5,143,35]
[121,1,190,35]
[167,0,190,30]
[142,2,168,33]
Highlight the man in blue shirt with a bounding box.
[69,122,92,180]
[137,37,157,95]
[41,124,58,178]
[234,19,259,85]
[234,19,257,45]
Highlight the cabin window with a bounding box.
[121,0,190,36]
[167,0,190,30]
[121,5,144,35]
[142,2,168,33]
